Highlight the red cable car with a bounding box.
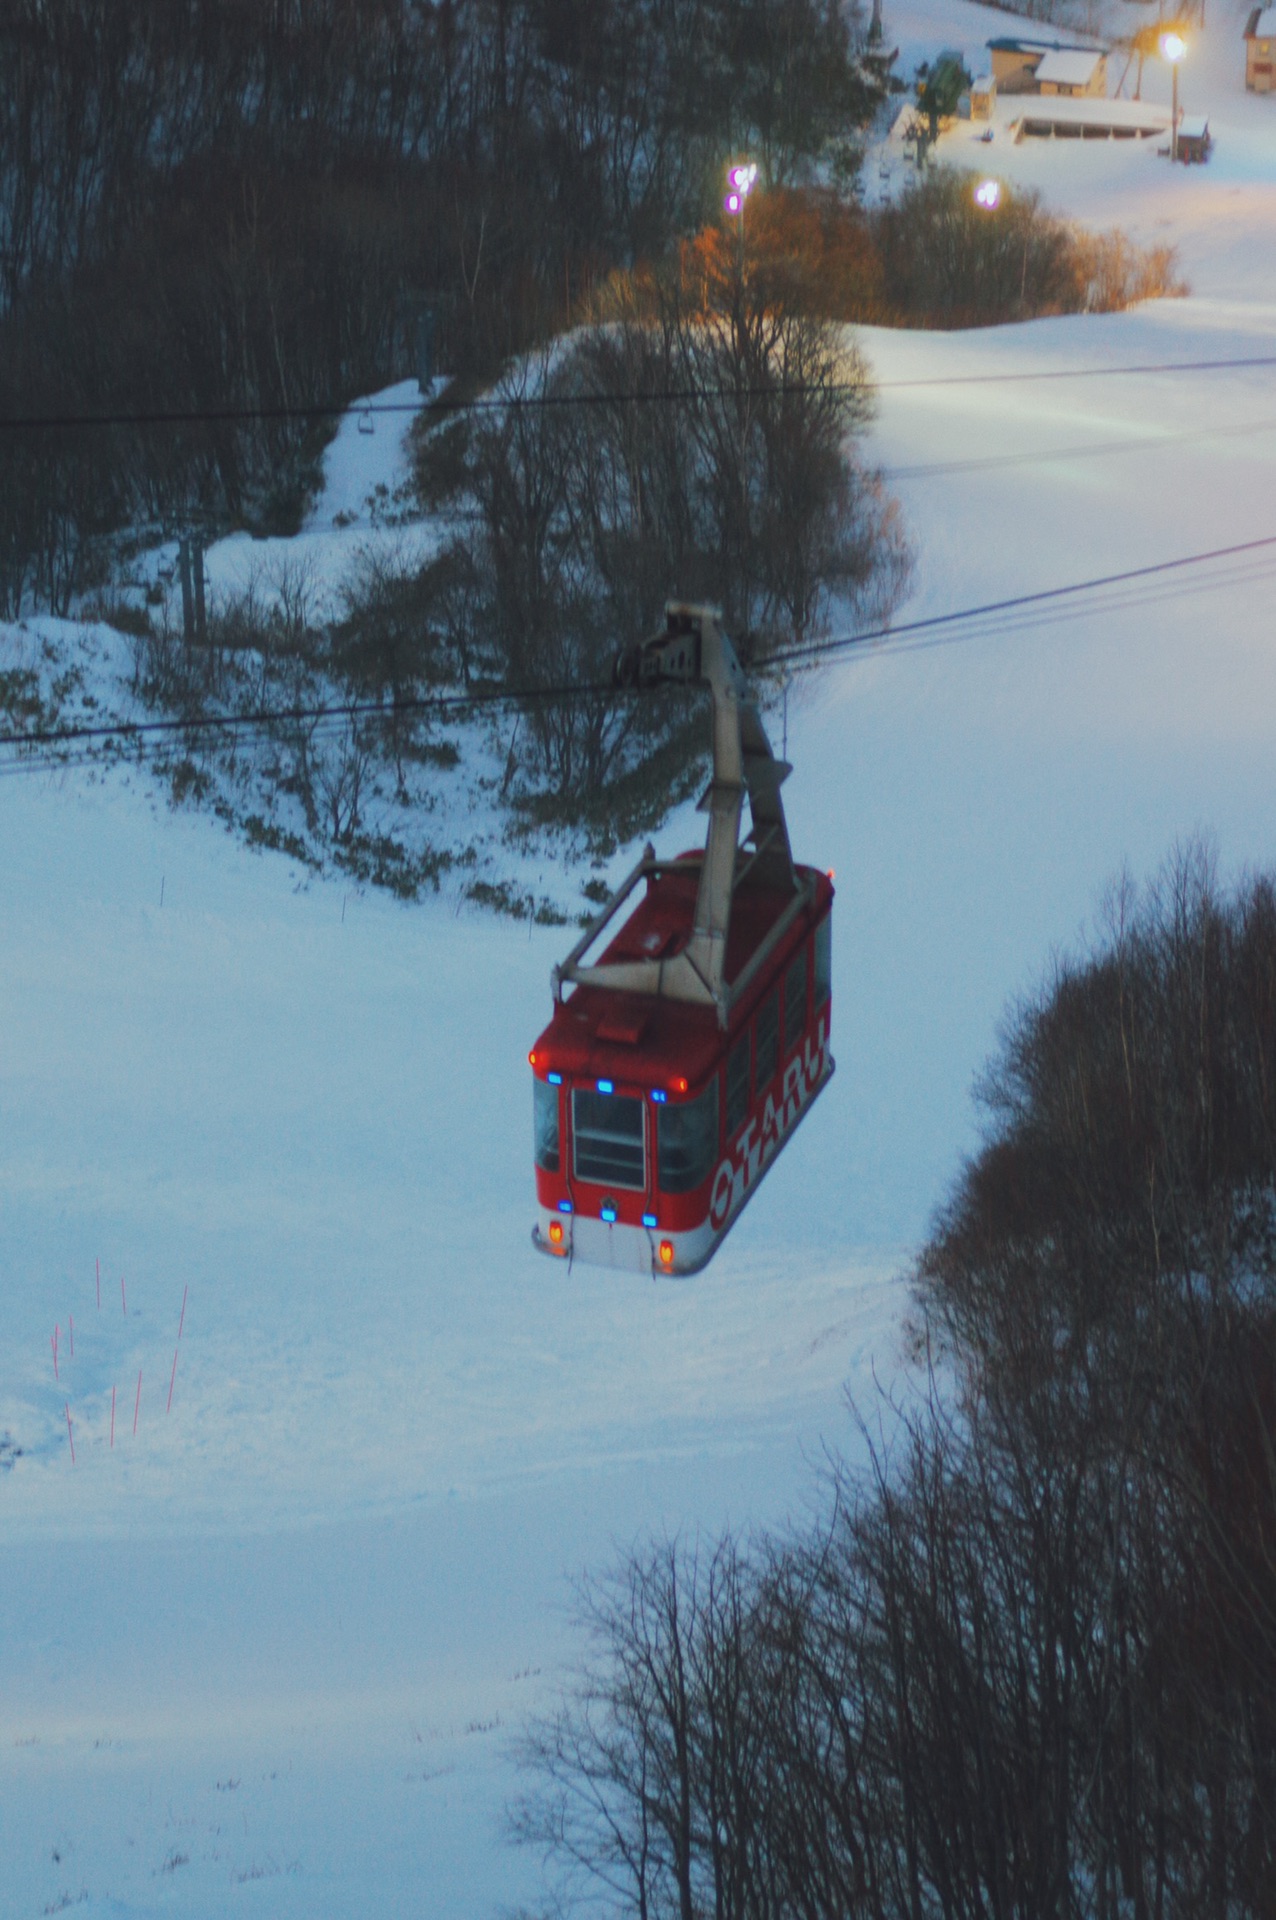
[529,603,835,1276]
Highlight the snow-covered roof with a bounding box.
[1034,48,1104,87]
[987,35,1101,55]
[1011,94,1170,132]
[1245,6,1276,36]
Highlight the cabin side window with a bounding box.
[814,915,832,1009]
[658,1078,719,1194]
[573,1088,645,1188]
[725,1034,751,1136]
[784,948,808,1053]
[755,991,779,1090]
[534,1078,560,1173]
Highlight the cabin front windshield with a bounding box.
[573,1088,645,1188]
[658,1079,719,1194]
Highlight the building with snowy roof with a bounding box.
[1034,48,1107,95]
[1244,8,1275,91]
[1009,95,1170,141]
[987,35,1108,96]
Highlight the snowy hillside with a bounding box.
[2,0,1276,1912]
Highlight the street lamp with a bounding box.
[1160,30,1186,162]
[974,177,1031,311]
[725,161,758,215]
[724,161,758,233]
[725,160,759,291]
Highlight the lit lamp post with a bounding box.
[723,160,759,638]
[724,161,759,260]
[973,177,1032,310]
[1161,31,1186,163]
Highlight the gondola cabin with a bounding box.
[529,604,835,1276]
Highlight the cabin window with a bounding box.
[725,1034,751,1136]
[534,1078,560,1173]
[573,1087,645,1188]
[784,949,808,1053]
[658,1078,719,1194]
[814,916,832,1009]
[755,991,779,1090]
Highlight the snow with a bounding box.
[201,378,435,624]
[4,1,1276,1912]
[1032,48,1105,86]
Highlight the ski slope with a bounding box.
[2,2,1276,1912]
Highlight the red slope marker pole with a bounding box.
[133,1370,141,1436]
[166,1348,178,1414]
[178,1285,188,1340]
[51,1329,59,1382]
[110,1385,116,1450]
[65,1404,75,1466]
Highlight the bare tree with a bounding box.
[513,846,1276,1920]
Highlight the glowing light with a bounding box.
[597,1078,614,1095]
[643,1212,658,1228]
[558,1199,573,1214]
[974,179,1001,210]
[827,868,836,881]
[724,160,758,219]
[1160,30,1186,60]
[650,1089,668,1103]
[673,1076,688,1094]
[601,1205,618,1223]
[548,1219,565,1247]
[548,1071,562,1085]
[659,1240,675,1267]
[528,1049,538,1066]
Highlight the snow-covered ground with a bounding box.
[3,1,1276,1912]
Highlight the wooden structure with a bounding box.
[1175,115,1212,161]
[1035,49,1107,95]
[988,36,1108,95]
[1245,8,1275,90]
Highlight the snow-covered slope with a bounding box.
[3,2,1276,1912]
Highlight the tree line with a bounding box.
[512,846,1276,1916]
[127,223,906,847]
[0,0,885,614]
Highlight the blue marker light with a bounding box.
[597,1078,614,1095]
[558,1199,574,1214]
[650,1089,667,1103]
[548,1071,562,1085]
[601,1205,618,1223]
[642,1213,658,1229]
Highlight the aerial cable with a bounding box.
[0,673,614,753]
[2,530,1274,762]
[886,413,1276,482]
[763,531,1276,672]
[1,354,1275,434]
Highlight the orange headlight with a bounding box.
[658,1239,675,1267]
